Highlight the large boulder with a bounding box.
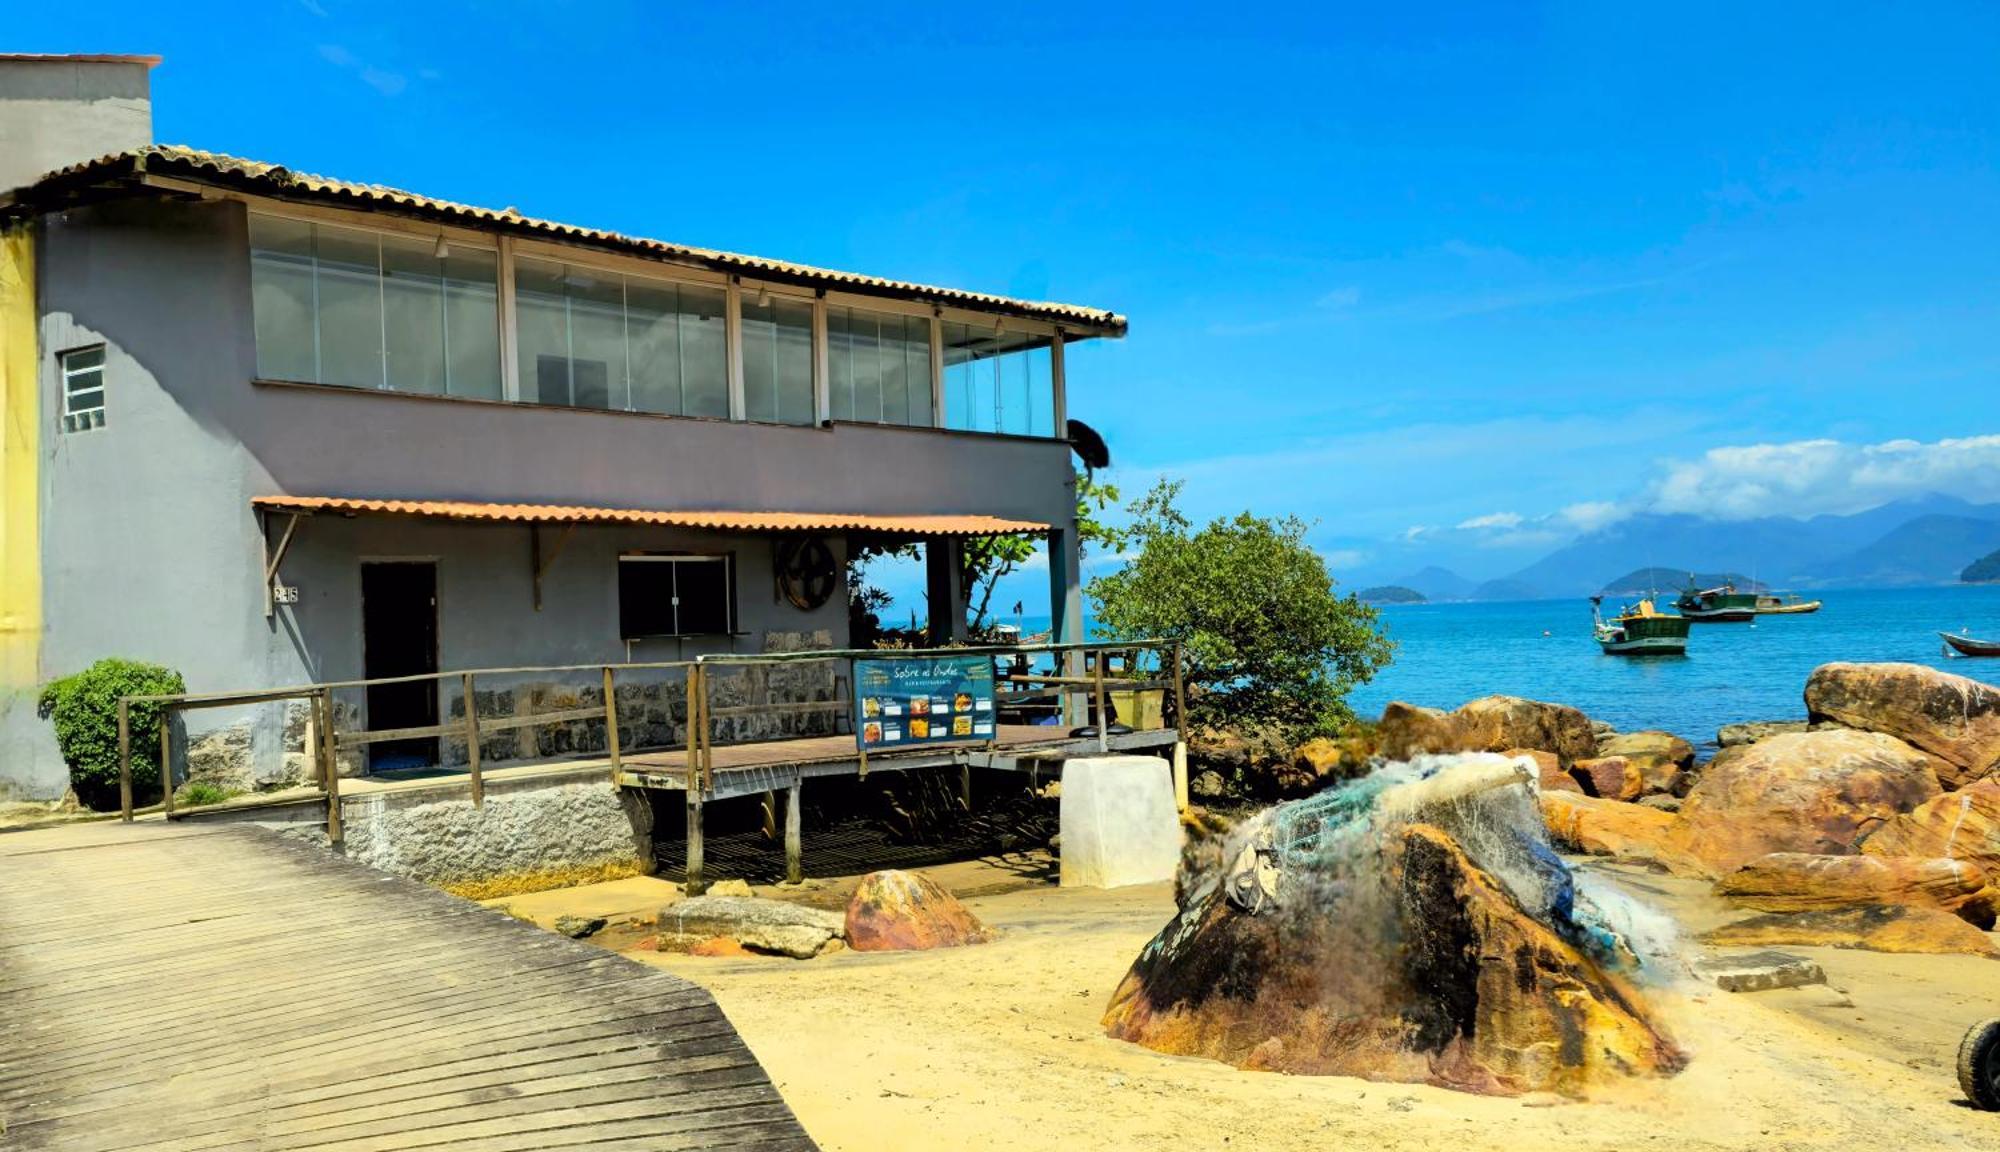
[1805,662,2000,788]
[1103,820,1683,1095]
[1702,905,2000,958]
[1540,792,1706,877]
[1861,778,2000,878]
[1378,696,1597,767]
[1715,852,1994,927]
[1514,748,1581,794]
[655,896,846,959]
[1676,729,1942,873]
[1597,731,1695,797]
[844,870,992,951]
[1718,720,1809,748]
[1571,756,1644,802]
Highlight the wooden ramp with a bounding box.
[0,822,816,1151]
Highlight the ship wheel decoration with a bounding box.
[777,536,838,611]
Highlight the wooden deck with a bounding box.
[0,822,816,1151]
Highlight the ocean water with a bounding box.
[1348,585,2000,748]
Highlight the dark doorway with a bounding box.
[361,561,439,772]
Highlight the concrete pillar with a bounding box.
[1057,756,1181,889]
[784,781,802,885]
[1047,528,1084,724]
[925,537,968,646]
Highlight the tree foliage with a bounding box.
[1088,480,1393,739]
[962,473,1126,632]
[37,658,187,811]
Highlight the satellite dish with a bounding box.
[1066,419,1111,475]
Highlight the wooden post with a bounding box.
[698,665,715,793]
[117,699,133,822]
[158,707,175,818]
[1092,652,1109,753]
[320,687,343,846]
[784,780,803,885]
[1171,640,1188,742]
[685,789,706,897]
[684,664,706,897]
[463,673,484,808]
[602,665,621,769]
[1172,741,1190,813]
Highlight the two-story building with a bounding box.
[0,54,1123,800]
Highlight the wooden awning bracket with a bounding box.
[261,511,303,619]
[531,522,576,611]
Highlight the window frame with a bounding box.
[239,199,1073,440]
[616,551,738,640]
[58,344,108,432]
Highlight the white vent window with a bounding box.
[61,345,107,432]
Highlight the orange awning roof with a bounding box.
[252,495,1048,536]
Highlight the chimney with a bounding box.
[0,53,159,194]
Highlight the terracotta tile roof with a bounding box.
[252,495,1049,536]
[7,145,1125,335]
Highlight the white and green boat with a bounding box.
[1591,596,1691,656]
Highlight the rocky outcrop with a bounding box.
[1572,756,1644,802]
[1702,905,2000,958]
[1540,792,1705,876]
[1279,734,1374,796]
[844,870,992,951]
[655,896,846,959]
[1805,662,2000,788]
[1718,720,1808,748]
[1675,729,1942,873]
[1716,853,1995,927]
[1378,696,1597,768]
[1597,731,1695,797]
[1513,749,1581,794]
[1103,820,1683,1095]
[1861,778,2000,878]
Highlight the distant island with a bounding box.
[1358,585,1427,604]
[1964,549,2000,583]
[1599,567,1767,596]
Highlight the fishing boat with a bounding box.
[1674,580,1759,622]
[1940,631,2000,657]
[1755,592,1823,615]
[1592,596,1691,656]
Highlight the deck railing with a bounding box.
[114,639,1185,837]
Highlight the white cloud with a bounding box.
[317,42,408,96]
[1557,500,1626,532]
[1400,525,1434,542]
[1316,286,1361,311]
[1647,434,2000,520]
[1321,548,1369,570]
[1456,511,1524,530]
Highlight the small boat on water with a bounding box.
[1940,631,2000,658]
[1674,581,1759,623]
[1755,592,1823,615]
[1592,596,1691,656]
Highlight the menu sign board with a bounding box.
[854,654,996,750]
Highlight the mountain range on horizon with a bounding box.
[1366,494,2000,602]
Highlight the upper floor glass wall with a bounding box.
[828,306,932,427]
[250,215,502,399]
[514,258,728,417]
[738,293,815,425]
[942,323,1055,437]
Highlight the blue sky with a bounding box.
[17,1,2000,599]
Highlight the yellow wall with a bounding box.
[0,226,38,687]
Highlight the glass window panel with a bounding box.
[626,279,682,415]
[905,317,934,427]
[679,284,728,418]
[675,559,733,635]
[380,234,446,395]
[880,315,909,425]
[315,226,383,389]
[565,269,624,410]
[827,307,854,421]
[442,249,501,400]
[248,216,317,382]
[63,345,106,372]
[941,322,1051,434]
[740,293,813,424]
[513,257,570,405]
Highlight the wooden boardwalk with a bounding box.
[0,822,816,1151]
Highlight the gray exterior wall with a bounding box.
[0,59,152,193]
[5,196,1080,798]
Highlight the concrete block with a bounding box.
[1058,756,1181,889]
[1695,950,1827,993]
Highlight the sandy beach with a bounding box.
[490,855,2000,1151]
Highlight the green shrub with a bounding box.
[36,658,186,811]
[177,781,236,808]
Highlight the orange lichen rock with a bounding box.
[1676,729,1941,873]
[1702,905,2000,958]
[1717,852,1994,928]
[1862,779,2000,877]
[1805,662,2000,788]
[1540,792,1706,877]
[1573,756,1645,802]
[844,869,993,952]
[1102,819,1684,1096]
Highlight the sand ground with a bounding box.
[498,854,2000,1151]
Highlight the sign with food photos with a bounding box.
[853,654,996,751]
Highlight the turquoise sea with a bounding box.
[1349,585,2000,750]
